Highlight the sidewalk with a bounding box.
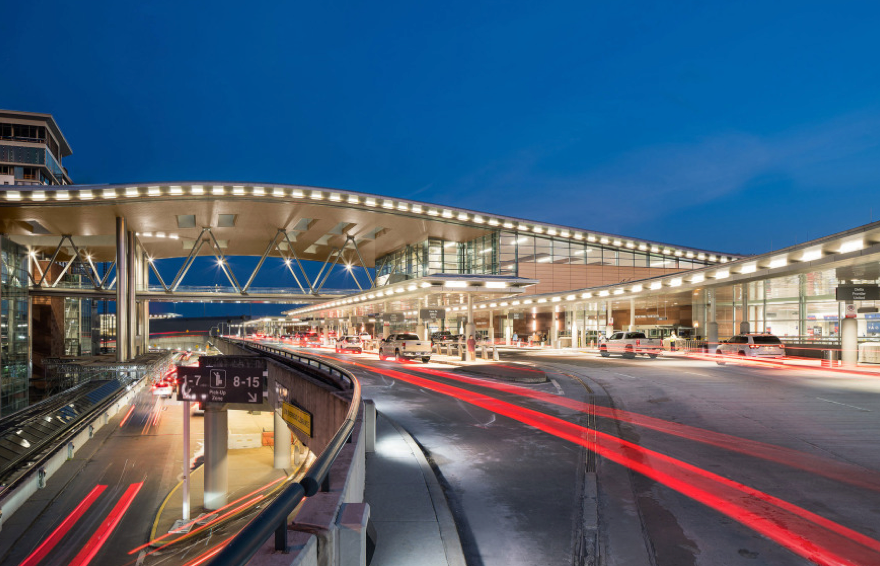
[365,411,466,566]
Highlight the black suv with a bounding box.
[430,331,454,344]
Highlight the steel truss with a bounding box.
[141,228,376,297]
[28,235,114,290]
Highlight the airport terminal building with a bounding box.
[2,109,880,413]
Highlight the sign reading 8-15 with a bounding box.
[178,366,265,404]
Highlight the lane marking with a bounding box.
[816,398,872,412]
[615,373,637,379]
[18,484,108,566]
[550,379,564,395]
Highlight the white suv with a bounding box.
[716,333,785,365]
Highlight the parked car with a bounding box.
[599,331,662,359]
[335,335,364,353]
[715,333,785,365]
[430,331,454,344]
[379,333,432,363]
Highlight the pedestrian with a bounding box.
[467,334,476,358]
[512,332,518,346]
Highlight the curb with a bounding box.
[382,414,468,566]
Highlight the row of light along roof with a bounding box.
[1,183,738,263]
[290,276,536,316]
[462,234,876,311]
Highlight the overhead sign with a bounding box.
[177,366,265,404]
[381,313,404,323]
[420,308,445,320]
[282,401,313,437]
[509,312,524,320]
[836,285,880,301]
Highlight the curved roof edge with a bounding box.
[0,180,744,262]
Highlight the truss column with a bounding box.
[116,218,129,362]
[127,230,138,358]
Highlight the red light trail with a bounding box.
[68,482,143,566]
[409,365,880,493]
[18,484,107,566]
[347,359,880,565]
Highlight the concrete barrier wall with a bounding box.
[250,411,369,566]
[217,340,353,455]
[0,381,143,528]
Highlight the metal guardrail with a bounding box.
[207,338,362,565]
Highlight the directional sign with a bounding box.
[177,366,265,404]
[836,285,880,301]
[419,308,445,320]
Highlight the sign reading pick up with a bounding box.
[177,366,265,404]
[836,284,880,301]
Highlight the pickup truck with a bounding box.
[599,331,662,359]
[379,333,432,363]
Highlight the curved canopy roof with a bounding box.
[0,182,741,265]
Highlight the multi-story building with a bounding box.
[0,109,73,186]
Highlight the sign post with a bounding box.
[182,400,190,521]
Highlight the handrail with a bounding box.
[207,338,362,565]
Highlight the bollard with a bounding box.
[89,424,94,438]
[38,467,47,489]
[68,442,75,459]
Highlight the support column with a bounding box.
[466,295,475,361]
[488,310,495,345]
[204,406,228,510]
[127,230,137,358]
[707,289,719,353]
[274,409,292,469]
[605,300,613,335]
[841,305,858,366]
[740,283,750,334]
[551,309,559,348]
[629,298,635,331]
[115,217,129,362]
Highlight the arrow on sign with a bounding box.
[248,392,258,403]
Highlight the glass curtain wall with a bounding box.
[1,237,29,415]
[377,229,716,283]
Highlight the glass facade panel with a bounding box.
[1,237,29,415]
[375,227,714,284]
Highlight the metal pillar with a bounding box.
[127,230,137,357]
[841,310,858,366]
[740,283,750,334]
[707,289,719,352]
[204,406,229,510]
[629,298,635,331]
[466,295,475,361]
[488,310,495,345]
[115,218,129,362]
[274,410,292,469]
[182,401,191,521]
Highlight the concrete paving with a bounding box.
[365,411,466,566]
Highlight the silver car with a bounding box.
[716,333,785,365]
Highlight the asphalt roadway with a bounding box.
[4,346,880,566]
[321,347,880,566]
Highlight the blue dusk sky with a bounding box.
[5,2,880,260]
